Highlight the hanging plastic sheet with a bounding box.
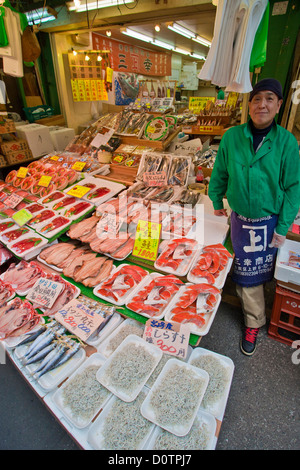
[249,2,269,71]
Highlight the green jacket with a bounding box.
[208,122,300,236]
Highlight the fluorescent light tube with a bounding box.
[168,25,194,39]
[68,0,134,12]
[122,29,153,43]
[153,39,174,50]
[190,53,206,60]
[192,36,211,47]
[171,23,196,38]
[174,47,190,55]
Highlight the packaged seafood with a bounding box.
[14,322,86,391]
[0,297,41,341]
[140,359,209,436]
[24,203,44,214]
[28,209,56,227]
[143,116,169,141]
[188,347,234,420]
[0,279,15,307]
[164,283,221,336]
[0,226,32,244]
[94,264,148,306]
[64,201,94,220]
[85,311,123,348]
[187,243,233,288]
[154,238,199,277]
[96,334,162,402]
[7,234,48,260]
[0,219,17,234]
[97,317,144,358]
[144,407,217,450]
[37,216,72,239]
[51,353,112,429]
[136,153,171,182]
[0,260,46,295]
[39,191,65,207]
[162,209,197,238]
[126,273,184,319]
[87,387,154,450]
[52,196,77,211]
[167,155,192,186]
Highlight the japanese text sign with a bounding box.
[143,319,190,359]
[143,170,167,186]
[132,219,161,261]
[55,298,106,341]
[26,277,63,309]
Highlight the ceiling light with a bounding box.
[121,28,152,43]
[25,8,56,24]
[154,24,160,32]
[192,36,211,47]
[72,47,77,56]
[85,54,90,61]
[67,0,135,12]
[153,39,174,50]
[106,30,111,37]
[168,23,196,39]
[174,47,190,55]
[190,53,206,60]
[97,54,102,61]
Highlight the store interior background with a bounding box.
[3,0,299,139]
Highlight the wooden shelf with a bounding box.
[119,128,181,150]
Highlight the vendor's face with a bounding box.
[248,91,283,129]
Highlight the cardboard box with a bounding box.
[16,124,54,158]
[0,155,7,167]
[0,118,16,134]
[1,139,29,155]
[5,149,33,165]
[49,126,76,151]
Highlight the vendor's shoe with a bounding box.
[240,327,259,356]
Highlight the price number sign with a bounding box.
[143,319,190,359]
[26,277,64,309]
[38,175,52,187]
[67,185,91,198]
[55,298,107,342]
[143,170,167,187]
[12,208,33,226]
[4,193,23,209]
[132,219,161,262]
[17,167,28,178]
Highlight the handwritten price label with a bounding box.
[26,277,63,309]
[132,219,161,262]
[4,193,23,209]
[143,319,190,359]
[55,298,106,341]
[143,170,167,187]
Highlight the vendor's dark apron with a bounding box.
[231,211,278,287]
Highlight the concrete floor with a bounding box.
[0,280,299,451]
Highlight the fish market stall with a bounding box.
[0,119,235,450]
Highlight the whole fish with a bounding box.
[24,324,65,360]
[48,342,81,371]
[17,324,47,347]
[33,344,67,378]
[24,342,56,366]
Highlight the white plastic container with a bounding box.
[274,239,300,286]
[96,334,162,402]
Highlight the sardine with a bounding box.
[33,344,67,378]
[24,342,56,366]
[17,325,47,347]
[24,324,65,360]
[48,342,81,370]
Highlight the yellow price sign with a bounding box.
[67,184,91,198]
[50,155,60,161]
[12,208,33,227]
[17,167,28,178]
[132,219,161,262]
[38,175,52,187]
[72,161,86,171]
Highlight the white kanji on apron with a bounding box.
[242,225,267,253]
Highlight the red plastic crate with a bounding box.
[268,284,300,346]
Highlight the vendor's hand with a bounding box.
[269,231,286,249]
[214,209,228,217]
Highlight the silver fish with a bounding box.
[48,342,81,370]
[24,325,65,360]
[24,342,56,366]
[17,325,47,347]
[33,344,67,378]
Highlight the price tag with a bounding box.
[12,208,33,226]
[55,298,107,342]
[50,155,60,161]
[132,219,161,262]
[143,319,190,359]
[17,167,28,178]
[67,184,91,198]
[72,161,86,171]
[26,277,63,309]
[38,175,52,187]
[143,170,167,186]
[4,193,23,209]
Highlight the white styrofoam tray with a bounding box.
[140,358,209,436]
[187,247,233,288]
[97,317,145,358]
[51,353,112,429]
[274,239,300,286]
[188,347,234,421]
[85,312,124,347]
[143,407,217,450]
[96,334,162,402]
